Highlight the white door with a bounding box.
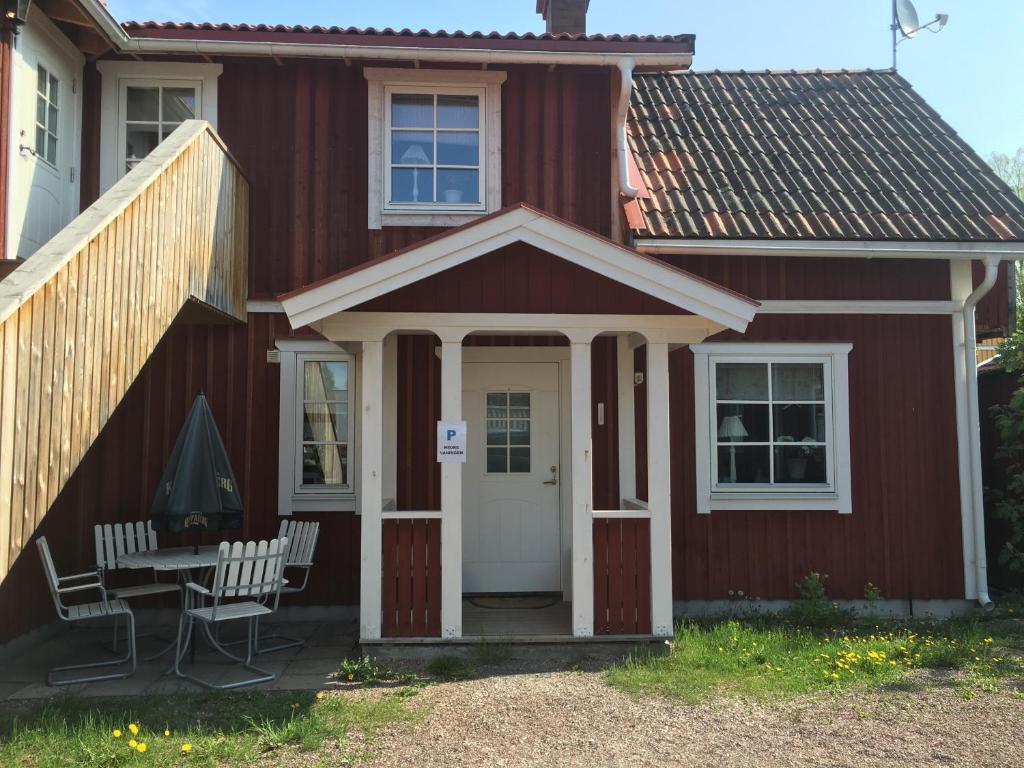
[463,362,562,593]
[7,10,83,259]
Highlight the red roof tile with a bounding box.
[629,69,1024,241]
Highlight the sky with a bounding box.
[104,0,1024,159]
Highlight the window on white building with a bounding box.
[691,343,853,514]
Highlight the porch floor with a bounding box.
[462,597,571,637]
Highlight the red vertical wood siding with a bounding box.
[381,518,441,637]
[593,517,651,635]
[657,313,965,602]
[357,243,685,315]
[213,59,612,300]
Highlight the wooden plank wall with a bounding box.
[0,120,249,586]
[381,518,441,637]
[593,517,652,635]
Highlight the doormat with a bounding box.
[466,595,560,610]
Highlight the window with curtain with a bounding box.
[385,87,484,210]
[713,361,829,487]
[297,358,352,492]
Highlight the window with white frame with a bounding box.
[365,68,505,229]
[277,343,357,514]
[691,343,853,514]
[96,62,221,194]
[35,65,59,167]
[121,83,198,174]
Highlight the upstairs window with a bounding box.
[35,65,59,166]
[365,68,505,229]
[386,89,484,211]
[122,84,197,173]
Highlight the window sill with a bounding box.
[700,492,850,514]
[380,211,487,228]
[281,495,356,515]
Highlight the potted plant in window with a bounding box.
[441,173,464,204]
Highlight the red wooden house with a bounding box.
[1,0,1023,645]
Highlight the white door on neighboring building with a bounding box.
[463,362,562,593]
[7,9,83,260]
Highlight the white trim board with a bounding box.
[757,300,963,315]
[636,239,1024,261]
[280,205,758,332]
[317,312,728,345]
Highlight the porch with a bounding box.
[279,205,758,642]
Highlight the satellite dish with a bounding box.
[896,0,921,38]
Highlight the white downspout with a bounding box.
[616,57,639,199]
[963,254,1000,610]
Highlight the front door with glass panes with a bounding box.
[462,363,561,593]
[8,11,82,259]
[118,80,199,175]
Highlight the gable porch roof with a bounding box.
[279,203,758,332]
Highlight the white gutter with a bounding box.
[636,238,1024,260]
[75,0,131,47]
[962,255,1000,610]
[124,38,692,68]
[615,57,639,198]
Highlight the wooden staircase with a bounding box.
[0,120,249,581]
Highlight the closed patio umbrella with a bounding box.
[150,391,243,552]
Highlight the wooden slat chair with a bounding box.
[94,522,181,652]
[256,519,320,653]
[36,536,137,686]
[173,538,288,689]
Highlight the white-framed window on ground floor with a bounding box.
[277,341,357,514]
[691,343,853,514]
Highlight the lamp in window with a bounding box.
[718,414,748,483]
[399,144,431,203]
[3,0,31,34]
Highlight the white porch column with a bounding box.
[359,339,384,640]
[616,335,637,502]
[570,339,594,637]
[439,337,464,638]
[382,334,398,507]
[646,341,674,637]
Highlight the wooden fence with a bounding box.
[593,516,652,635]
[381,517,442,637]
[0,120,248,581]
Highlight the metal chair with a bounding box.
[173,538,288,689]
[255,519,320,653]
[94,522,181,653]
[37,536,137,686]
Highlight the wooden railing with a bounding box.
[382,515,442,637]
[0,120,248,580]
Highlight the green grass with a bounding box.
[607,616,1024,704]
[0,689,418,767]
[426,655,476,681]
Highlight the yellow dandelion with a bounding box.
[137,743,148,753]
[831,673,839,680]
[113,729,122,738]
[291,702,300,711]
[316,692,326,700]
[128,723,139,736]
[128,739,138,748]
[164,729,170,737]
[181,743,193,753]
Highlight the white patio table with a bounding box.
[117,545,222,664]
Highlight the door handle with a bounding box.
[542,478,558,486]
[543,465,558,486]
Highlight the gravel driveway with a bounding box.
[362,666,1024,767]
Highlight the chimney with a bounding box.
[536,0,590,36]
